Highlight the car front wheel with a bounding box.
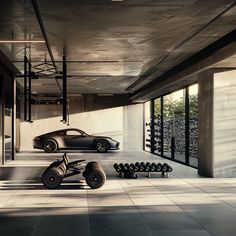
[43,140,58,153]
[96,140,109,153]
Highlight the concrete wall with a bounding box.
[29,94,130,120]
[20,106,124,151]
[123,104,144,151]
[213,70,236,177]
[5,115,11,137]
[19,103,144,152]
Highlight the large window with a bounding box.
[163,95,172,158]
[145,84,198,168]
[163,90,186,162]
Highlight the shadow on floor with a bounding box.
[0,180,86,190]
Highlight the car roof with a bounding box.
[43,128,85,136]
[56,128,85,133]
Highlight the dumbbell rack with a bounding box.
[145,115,162,153]
[113,162,173,179]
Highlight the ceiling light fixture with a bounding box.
[0,40,45,43]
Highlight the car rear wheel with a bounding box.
[96,140,109,153]
[43,140,58,153]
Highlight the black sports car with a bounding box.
[33,128,120,153]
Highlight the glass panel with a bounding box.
[144,101,151,152]
[163,95,172,158]
[189,84,198,167]
[154,98,161,155]
[173,90,185,162]
[163,90,185,162]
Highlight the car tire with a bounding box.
[96,140,109,153]
[43,140,58,153]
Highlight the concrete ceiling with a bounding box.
[1,0,236,96]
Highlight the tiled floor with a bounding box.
[0,151,236,236]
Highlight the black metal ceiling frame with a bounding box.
[62,55,69,125]
[24,55,32,122]
[23,54,69,124]
[31,0,69,124]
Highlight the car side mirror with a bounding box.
[82,133,87,137]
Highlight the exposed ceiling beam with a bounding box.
[127,1,236,92]
[130,29,236,102]
[31,0,62,94]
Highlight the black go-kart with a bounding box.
[41,153,106,189]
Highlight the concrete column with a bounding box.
[0,77,5,165]
[213,69,236,177]
[198,70,214,177]
[198,69,236,177]
[11,78,16,160]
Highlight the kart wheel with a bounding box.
[85,161,99,171]
[83,161,101,178]
[85,169,106,189]
[42,167,64,189]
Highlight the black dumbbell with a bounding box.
[113,163,118,168]
[140,162,145,167]
[163,163,173,172]
[135,162,140,167]
[119,163,124,171]
[138,165,144,172]
[130,163,137,171]
[161,164,167,172]
[125,163,130,170]
[155,163,162,172]
[144,165,150,172]
[149,165,156,172]
[146,162,151,166]
[113,163,121,172]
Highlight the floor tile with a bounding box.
[0,151,235,236]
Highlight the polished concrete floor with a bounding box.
[0,151,236,236]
